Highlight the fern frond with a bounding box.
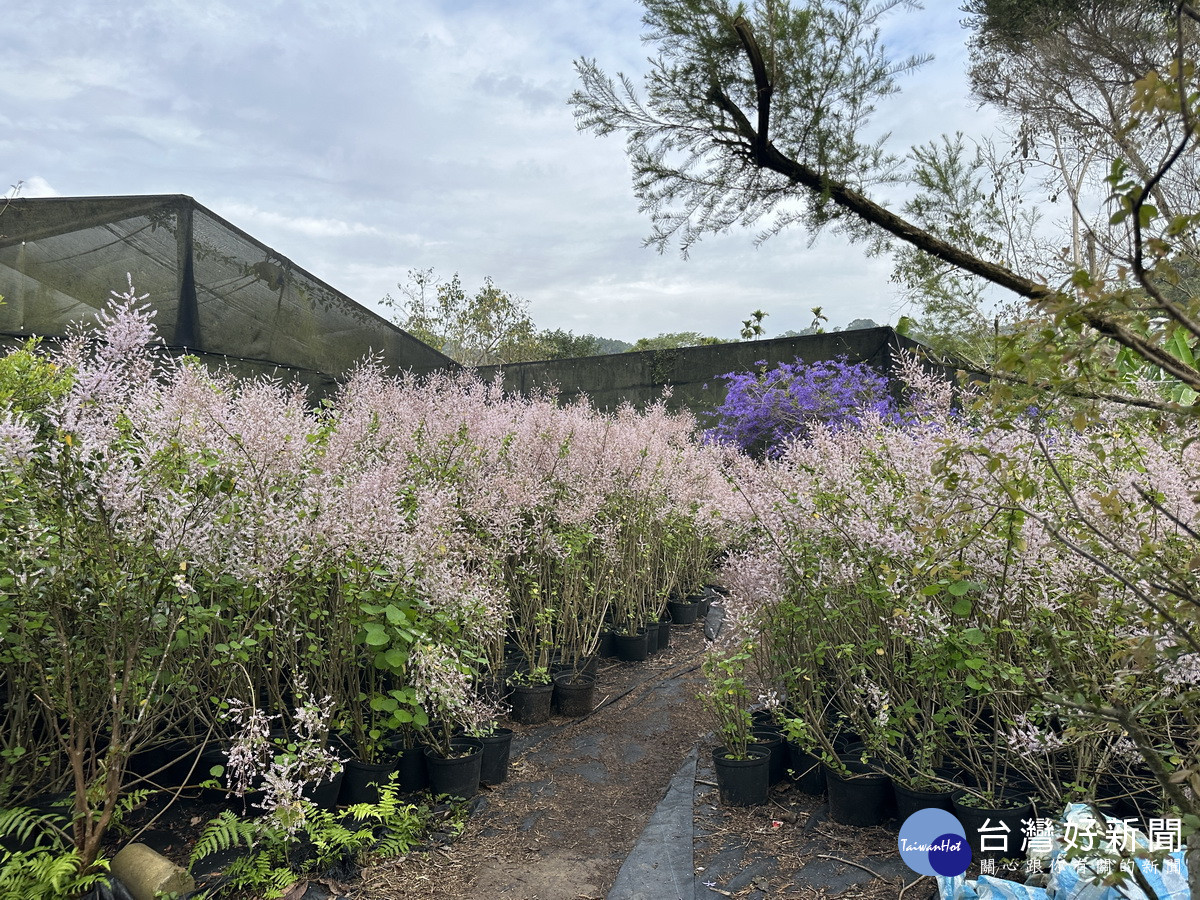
[0,846,108,900]
[188,810,257,868]
[0,806,68,851]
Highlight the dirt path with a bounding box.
[360,626,711,900]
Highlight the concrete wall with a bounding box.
[475,327,932,418]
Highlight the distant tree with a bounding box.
[591,336,634,354]
[629,331,724,351]
[844,317,880,330]
[538,329,603,359]
[740,309,768,339]
[383,268,544,366]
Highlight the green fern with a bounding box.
[223,851,294,899]
[343,775,431,860]
[190,775,438,897]
[108,788,154,838]
[188,810,259,867]
[0,846,109,900]
[0,807,57,850]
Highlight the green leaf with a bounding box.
[362,623,389,647]
[381,647,407,669]
[951,596,972,617]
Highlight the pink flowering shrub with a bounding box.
[721,355,1199,817]
[0,282,750,869]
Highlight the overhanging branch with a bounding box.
[720,14,1200,397]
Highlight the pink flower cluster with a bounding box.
[0,288,750,774]
[720,354,1199,805]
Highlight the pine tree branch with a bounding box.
[724,14,1200,397]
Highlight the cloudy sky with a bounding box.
[2,1,1000,343]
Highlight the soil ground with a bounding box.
[360,624,713,900]
[355,618,922,900]
[117,614,925,899]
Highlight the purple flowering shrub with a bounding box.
[704,357,897,457]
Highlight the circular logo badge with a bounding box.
[898,808,972,877]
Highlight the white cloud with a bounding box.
[16,176,61,198]
[0,0,992,342]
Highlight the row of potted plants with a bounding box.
[0,293,749,888]
[702,357,1197,865]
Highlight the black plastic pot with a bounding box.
[656,618,672,649]
[597,629,616,659]
[509,682,555,725]
[645,622,662,655]
[553,672,597,717]
[750,708,775,729]
[395,744,429,793]
[824,753,894,826]
[666,598,700,625]
[787,744,826,795]
[712,746,770,807]
[127,739,204,791]
[893,779,956,820]
[302,769,345,809]
[424,738,483,799]
[2,793,71,853]
[952,791,1034,860]
[478,728,514,785]
[613,628,649,662]
[339,758,394,805]
[750,727,787,785]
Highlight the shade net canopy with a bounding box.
[0,195,454,398]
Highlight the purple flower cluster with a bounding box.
[704,357,897,457]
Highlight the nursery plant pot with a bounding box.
[3,793,71,853]
[712,746,771,807]
[502,654,527,696]
[750,727,787,785]
[552,672,597,717]
[613,628,649,662]
[656,618,672,649]
[128,739,205,791]
[395,744,429,793]
[645,622,662,654]
[301,768,345,809]
[598,628,616,659]
[824,753,894,827]
[666,598,699,625]
[750,708,775,729]
[339,758,394,806]
[893,779,956,820]
[952,791,1034,861]
[424,738,483,799]
[478,728,514,785]
[509,681,555,725]
[787,744,826,795]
